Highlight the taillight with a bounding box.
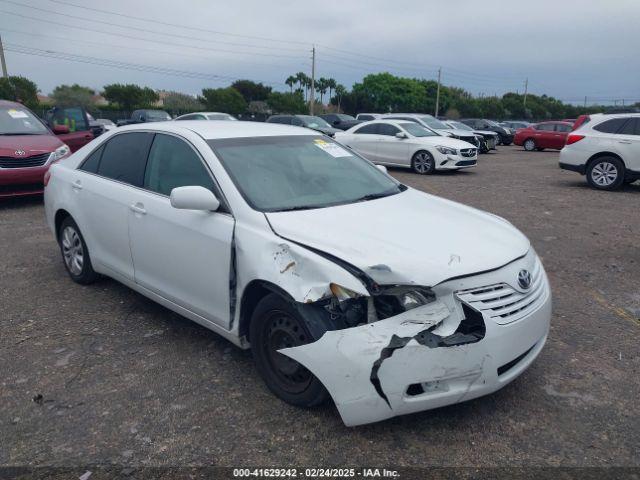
[566,134,585,145]
[43,169,52,187]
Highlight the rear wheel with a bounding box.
[586,156,625,191]
[58,217,98,284]
[411,151,435,174]
[523,138,536,151]
[250,293,328,407]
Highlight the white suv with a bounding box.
[559,113,640,190]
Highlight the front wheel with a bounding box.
[411,151,436,174]
[250,294,329,407]
[586,157,625,191]
[523,138,536,151]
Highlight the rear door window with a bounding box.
[97,132,154,186]
[536,124,555,131]
[593,118,628,134]
[555,124,572,132]
[618,118,639,135]
[354,123,379,134]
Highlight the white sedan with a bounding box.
[335,120,478,174]
[44,121,550,426]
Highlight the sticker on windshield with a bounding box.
[313,139,351,158]
[7,109,29,119]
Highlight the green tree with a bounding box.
[162,91,203,112]
[51,84,95,108]
[266,91,307,114]
[317,77,329,104]
[231,79,272,103]
[326,78,337,104]
[0,75,39,110]
[199,87,247,115]
[102,84,159,111]
[351,73,427,113]
[285,75,296,93]
[332,84,347,110]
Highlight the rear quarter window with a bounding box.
[593,118,628,134]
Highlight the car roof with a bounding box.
[116,120,323,139]
[588,112,640,119]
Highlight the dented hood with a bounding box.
[266,188,530,287]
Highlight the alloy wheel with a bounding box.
[524,139,535,151]
[413,152,433,174]
[61,226,84,276]
[591,161,618,187]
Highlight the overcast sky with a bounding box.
[1,0,639,105]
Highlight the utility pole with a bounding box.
[309,46,315,115]
[584,96,587,108]
[0,35,8,78]
[523,78,528,107]
[434,67,441,117]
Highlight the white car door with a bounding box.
[613,117,640,171]
[127,133,234,328]
[375,123,411,166]
[72,132,155,281]
[341,123,381,161]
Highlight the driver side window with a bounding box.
[144,134,216,197]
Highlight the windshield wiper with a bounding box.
[274,204,325,212]
[354,188,402,203]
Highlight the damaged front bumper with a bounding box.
[280,253,551,426]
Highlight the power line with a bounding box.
[0,8,307,60]
[46,0,310,46]
[4,43,280,84]
[1,0,307,54]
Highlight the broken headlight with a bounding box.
[373,286,436,320]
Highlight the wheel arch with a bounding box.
[238,279,295,344]
[586,151,626,170]
[54,209,72,237]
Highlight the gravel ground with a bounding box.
[1,146,639,472]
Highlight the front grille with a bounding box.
[460,148,476,158]
[0,153,51,169]
[455,159,477,166]
[0,182,44,194]
[455,257,547,325]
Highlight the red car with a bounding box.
[514,121,574,151]
[0,100,71,198]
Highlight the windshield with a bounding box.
[336,114,355,121]
[299,115,331,129]
[146,111,171,120]
[420,116,448,129]
[0,106,49,135]
[96,119,114,125]
[208,113,236,121]
[209,135,404,212]
[485,119,501,127]
[400,122,438,137]
[450,121,473,131]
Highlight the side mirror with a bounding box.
[52,124,70,134]
[170,186,220,211]
[395,132,408,139]
[376,164,388,173]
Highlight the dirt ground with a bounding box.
[1,146,638,472]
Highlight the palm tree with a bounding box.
[317,77,328,104]
[327,78,337,104]
[285,75,296,93]
[334,84,347,110]
[295,72,308,100]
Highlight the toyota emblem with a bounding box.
[14,150,26,156]
[517,270,532,290]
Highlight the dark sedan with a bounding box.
[319,113,363,131]
[460,119,514,146]
[266,115,340,136]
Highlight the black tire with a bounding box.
[411,150,436,174]
[523,138,536,151]
[586,156,625,191]
[503,141,513,146]
[250,293,329,407]
[623,178,636,185]
[58,216,99,284]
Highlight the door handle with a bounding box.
[72,180,82,191]
[129,203,147,215]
